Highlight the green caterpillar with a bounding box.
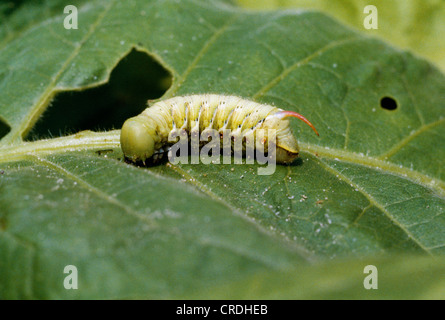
[120,94,319,164]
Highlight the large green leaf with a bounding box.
[0,0,444,299]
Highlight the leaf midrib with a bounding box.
[0,131,443,256]
[1,131,442,195]
[300,142,445,196]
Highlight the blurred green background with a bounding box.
[237,0,445,72]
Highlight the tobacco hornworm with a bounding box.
[120,94,318,164]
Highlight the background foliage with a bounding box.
[238,0,445,72]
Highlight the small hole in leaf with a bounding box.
[25,48,172,141]
[0,117,11,140]
[380,96,397,111]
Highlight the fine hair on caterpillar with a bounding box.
[120,94,319,175]
[167,127,278,175]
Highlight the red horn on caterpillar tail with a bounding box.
[274,111,319,136]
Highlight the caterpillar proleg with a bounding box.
[120,94,319,164]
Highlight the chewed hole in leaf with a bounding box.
[25,48,172,141]
[0,117,11,140]
[380,96,398,111]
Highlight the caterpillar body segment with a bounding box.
[120,94,318,164]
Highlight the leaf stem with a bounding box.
[0,130,121,162]
[0,131,442,198]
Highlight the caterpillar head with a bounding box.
[262,111,319,164]
[120,116,155,162]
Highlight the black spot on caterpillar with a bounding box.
[120,94,319,164]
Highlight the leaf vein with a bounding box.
[377,118,445,160]
[252,37,360,100]
[28,154,158,229]
[165,14,240,98]
[312,155,433,255]
[7,1,116,143]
